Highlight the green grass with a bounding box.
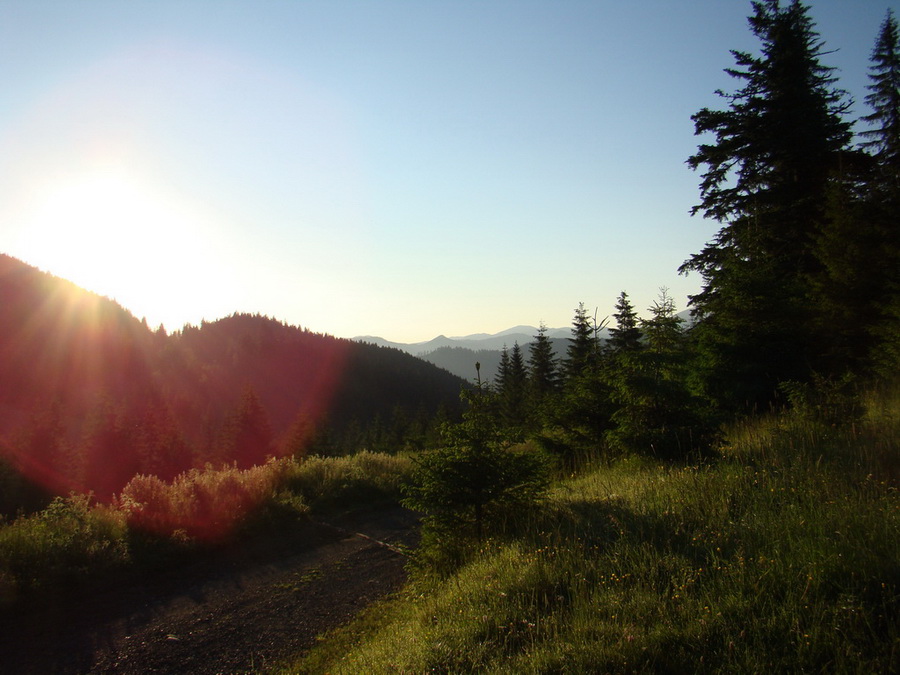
[287,392,900,674]
[283,451,412,511]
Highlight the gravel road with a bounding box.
[0,506,417,674]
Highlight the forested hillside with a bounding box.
[0,254,464,512]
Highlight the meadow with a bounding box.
[287,388,900,674]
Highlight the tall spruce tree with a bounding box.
[681,0,852,409]
[861,10,900,376]
[604,292,644,428]
[563,303,599,381]
[811,10,900,376]
[607,292,642,357]
[555,303,612,457]
[528,323,560,413]
[495,345,511,392]
[861,10,900,172]
[496,343,528,438]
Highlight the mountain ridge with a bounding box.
[0,253,465,509]
[353,325,575,356]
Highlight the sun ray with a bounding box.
[12,167,238,330]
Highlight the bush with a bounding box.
[0,494,128,604]
[118,458,297,541]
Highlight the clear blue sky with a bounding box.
[1,0,896,342]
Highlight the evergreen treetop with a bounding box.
[527,322,559,397]
[607,292,642,356]
[564,303,601,381]
[861,9,900,169]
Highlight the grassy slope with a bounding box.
[290,392,900,673]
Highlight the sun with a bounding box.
[13,168,237,331]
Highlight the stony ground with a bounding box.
[0,506,417,674]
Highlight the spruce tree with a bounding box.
[861,10,900,172]
[494,345,510,393]
[861,10,900,376]
[500,342,528,438]
[811,10,900,376]
[556,304,612,457]
[494,343,528,439]
[608,290,706,459]
[607,292,642,357]
[220,387,274,468]
[402,380,549,562]
[682,0,852,409]
[563,303,599,381]
[527,323,560,413]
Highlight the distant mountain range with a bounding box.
[355,313,692,383]
[354,325,580,356]
[354,326,582,382]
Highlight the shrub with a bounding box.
[118,458,297,541]
[0,494,128,604]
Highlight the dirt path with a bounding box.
[0,506,417,674]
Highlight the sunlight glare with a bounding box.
[15,169,237,330]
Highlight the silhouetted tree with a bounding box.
[682,0,852,409]
[562,303,599,381]
[80,399,140,501]
[551,304,612,458]
[861,10,900,170]
[811,10,900,376]
[606,292,642,358]
[497,342,528,439]
[495,345,511,392]
[862,10,900,376]
[528,323,560,402]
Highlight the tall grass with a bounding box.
[292,391,900,673]
[283,451,411,510]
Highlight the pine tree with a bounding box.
[402,380,549,561]
[563,303,600,381]
[608,290,707,458]
[554,304,612,457]
[861,10,900,172]
[810,10,900,376]
[501,342,528,438]
[682,0,853,409]
[494,345,511,393]
[527,323,560,416]
[861,10,900,376]
[607,292,642,357]
[493,343,529,439]
[219,387,274,469]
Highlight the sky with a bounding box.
[1,0,897,344]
